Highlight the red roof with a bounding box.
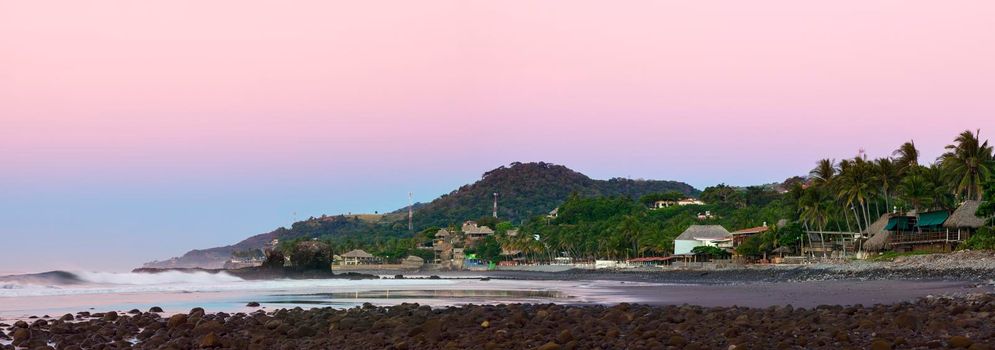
[732,226,769,235]
[628,256,674,262]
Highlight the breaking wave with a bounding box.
[74,271,244,285]
[0,270,244,295]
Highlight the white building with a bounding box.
[673,225,732,255]
[653,198,705,209]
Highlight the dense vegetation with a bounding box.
[795,130,993,237]
[408,162,698,228]
[502,190,800,261]
[154,162,698,267]
[160,131,994,268]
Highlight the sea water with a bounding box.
[0,270,642,320]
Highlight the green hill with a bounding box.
[409,162,698,227]
[142,162,698,268]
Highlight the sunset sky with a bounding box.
[2,1,994,272]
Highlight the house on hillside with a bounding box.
[674,225,732,255]
[653,198,705,209]
[433,229,454,264]
[547,208,559,219]
[341,249,377,265]
[462,221,495,241]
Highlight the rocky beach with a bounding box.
[5,295,995,350]
[5,251,995,349]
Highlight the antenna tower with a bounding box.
[493,192,499,218]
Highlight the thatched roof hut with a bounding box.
[863,214,895,252]
[675,225,731,241]
[341,249,374,258]
[402,255,424,267]
[944,200,986,229]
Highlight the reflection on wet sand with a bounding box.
[265,289,572,305]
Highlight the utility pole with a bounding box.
[408,192,414,232]
[493,192,499,218]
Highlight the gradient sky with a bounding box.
[2,1,994,273]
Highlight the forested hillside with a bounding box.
[143,162,698,268]
[410,162,698,228]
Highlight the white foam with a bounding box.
[0,273,456,298]
[75,271,244,285]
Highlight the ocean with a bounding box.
[0,270,643,320]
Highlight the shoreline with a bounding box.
[5,294,995,349]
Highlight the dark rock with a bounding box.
[12,328,30,342]
[870,340,893,350]
[167,313,188,328]
[199,332,222,348]
[149,306,164,313]
[949,336,973,348]
[536,342,560,350]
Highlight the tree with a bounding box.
[735,236,763,258]
[835,157,877,231]
[777,222,806,249]
[691,246,728,259]
[893,140,920,172]
[638,191,685,206]
[978,180,995,227]
[474,235,503,263]
[799,186,832,252]
[810,159,837,185]
[475,216,500,230]
[897,167,934,211]
[701,184,744,208]
[286,240,333,270]
[939,129,994,201]
[874,158,901,211]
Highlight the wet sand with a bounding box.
[610,279,989,308]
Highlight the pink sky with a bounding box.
[1,1,994,271]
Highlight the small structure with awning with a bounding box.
[882,206,974,253]
[627,256,675,267]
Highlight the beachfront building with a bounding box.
[340,249,377,265]
[402,255,425,269]
[674,225,732,255]
[866,201,988,253]
[730,223,769,247]
[434,229,454,264]
[462,221,495,241]
[452,248,465,268]
[944,200,987,241]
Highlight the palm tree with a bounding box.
[810,159,837,185]
[897,167,933,212]
[874,158,902,211]
[835,157,877,231]
[618,214,642,259]
[799,187,833,255]
[939,129,994,200]
[893,141,920,172]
